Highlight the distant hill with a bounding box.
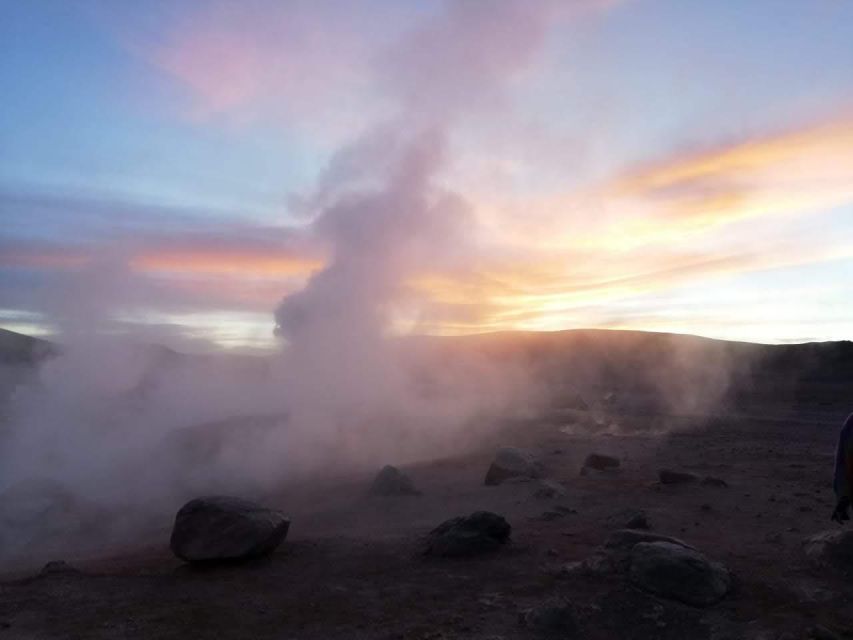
[0,328,56,366]
[1,326,850,416]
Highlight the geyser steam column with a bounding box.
[273,129,470,431]
[269,2,570,465]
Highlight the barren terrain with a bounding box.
[1,329,852,639]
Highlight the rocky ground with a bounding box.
[1,328,853,639]
[1,402,852,639]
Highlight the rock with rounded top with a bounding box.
[659,469,700,485]
[583,453,620,471]
[534,479,568,499]
[605,529,693,552]
[803,530,853,576]
[484,447,543,485]
[629,541,731,606]
[170,496,290,563]
[624,509,650,530]
[520,598,580,638]
[425,511,511,557]
[39,560,79,577]
[369,465,420,496]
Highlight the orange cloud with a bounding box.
[131,249,323,278]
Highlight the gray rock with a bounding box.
[583,453,620,471]
[624,509,650,530]
[369,465,420,496]
[559,553,614,577]
[534,480,568,499]
[701,476,729,488]
[484,447,543,485]
[809,625,842,640]
[803,530,853,575]
[539,506,577,521]
[170,496,290,563]
[659,469,700,485]
[425,511,511,557]
[521,599,580,638]
[605,529,693,551]
[39,560,79,577]
[629,541,731,606]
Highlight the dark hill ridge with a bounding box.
[0,328,56,366]
[2,326,850,418]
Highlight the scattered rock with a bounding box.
[624,510,651,530]
[538,506,577,521]
[803,530,853,575]
[582,453,621,472]
[659,469,700,485]
[484,447,543,485]
[533,480,568,499]
[169,496,290,563]
[701,476,729,488]
[520,599,580,638]
[629,541,731,606]
[559,553,614,578]
[369,465,420,496]
[808,624,842,640]
[604,529,693,552]
[425,511,511,557]
[39,560,79,577]
[809,624,842,640]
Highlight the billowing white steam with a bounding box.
[0,1,568,565]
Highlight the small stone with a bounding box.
[624,510,650,530]
[604,529,693,551]
[582,453,620,471]
[39,560,79,576]
[521,599,579,638]
[809,624,842,640]
[484,447,543,486]
[533,480,568,499]
[659,469,699,485]
[803,530,853,576]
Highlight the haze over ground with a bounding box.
[2,1,853,352]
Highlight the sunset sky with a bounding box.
[2,1,852,351]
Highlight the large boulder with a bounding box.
[170,496,290,563]
[369,465,420,496]
[629,541,731,606]
[425,511,511,557]
[804,530,853,576]
[484,447,543,485]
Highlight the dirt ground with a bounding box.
[1,394,852,640]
